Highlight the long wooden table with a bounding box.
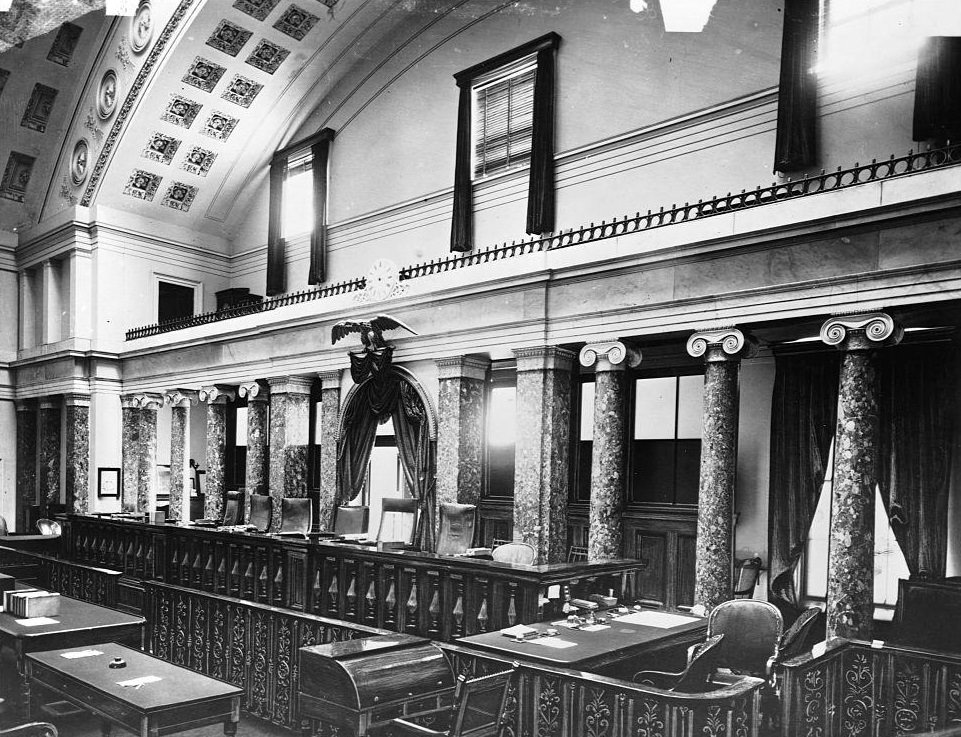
[61,514,644,641]
[26,642,241,736]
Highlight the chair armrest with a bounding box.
[633,669,681,688]
[388,718,446,736]
[686,643,697,664]
[0,723,58,737]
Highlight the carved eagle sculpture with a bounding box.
[331,314,418,351]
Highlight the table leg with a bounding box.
[224,719,238,737]
[101,719,112,737]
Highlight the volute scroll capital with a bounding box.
[578,340,642,371]
[687,328,757,362]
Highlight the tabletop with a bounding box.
[0,594,144,640]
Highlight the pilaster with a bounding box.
[63,393,90,514]
[120,395,141,512]
[317,371,341,530]
[38,397,61,514]
[15,400,38,531]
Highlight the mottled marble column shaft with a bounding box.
[693,358,740,611]
[268,377,312,531]
[245,393,270,515]
[587,367,627,560]
[64,396,90,514]
[512,347,574,564]
[15,401,38,531]
[137,398,161,513]
[168,404,190,522]
[204,403,228,520]
[436,356,489,524]
[317,371,341,531]
[827,350,879,639]
[121,399,141,512]
[38,399,61,513]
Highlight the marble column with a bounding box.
[267,376,312,531]
[435,355,490,516]
[120,395,141,512]
[15,400,38,531]
[686,328,756,612]
[317,371,341,531]
[821,313,902,639]
[164,389,198,522]
[238,381,270,522]
[38,397,61,515]
[512,346,575,564]
[579,341,641,561]
[134,393,164,513]
[63,393,91,514]
[199,385,235,521]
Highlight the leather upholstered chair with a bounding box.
[375,498,418,545]
[35,519,61,536]
[390,665,515,737]
[436,503,477,556]
[333,505,369,535]
[278,497,312,536]
[702,599,783,678]
[634,634,725,692]
[490,542,535,565]
[221,491,242,526]
[248,494,272,533]
[776,606,825,664]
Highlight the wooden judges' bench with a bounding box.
[60,514,643,641]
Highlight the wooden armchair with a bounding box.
[389,666,515,737]
[634,634,725,692]
[0,724,57,737]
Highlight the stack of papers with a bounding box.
[500,624,539,640]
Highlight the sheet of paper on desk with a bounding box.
[615,611,700,628]
[579,624,611,632]
[15,617,58,626]
[117,675,163,687]
[530,638,577,649]
[61,649,104,659]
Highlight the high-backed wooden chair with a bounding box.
[634,634,725,692]
[567,545,588,562]
[436,503,477,556]
[278,497,312,536]
[376,498,418,545]
[733,557,763,599]
[389,666,515,737]
[491,542,535,565]
[248,494,272,532]
[333,505,369,535]
[220,491,242,526]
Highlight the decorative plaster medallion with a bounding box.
[161,181,197,211]
[200,111,238,140]
[129,2,154,53]
[70,139,90,185]
[273,5,318,41]
[246,39,289,74]
[60,176,78,205]
[181,146,216,176]
[123,169,162,201]
[97,69,119,119]
[115,42,134,70]
[354,259,408,303]
[206,19,252,57]
[47,22,83,66]
[220,74,262,107]
[20,83,58,132]
[161,95,202,128]
[233,0,280,22]
[0,152,36,203]
[183,56,226,93]
[142,131,180,164]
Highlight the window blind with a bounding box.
[473,65,535,178]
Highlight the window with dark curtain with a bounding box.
[773,0,819,173]
[450,33,560,252]
[265,127,335,296]
[157,280,194,324]
[913,36,961,142]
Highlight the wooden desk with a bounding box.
[457,609,707,673]
[25,642,241,737]
[0,594,145,713]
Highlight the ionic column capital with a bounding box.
[238,380,269,401]
[317,370,342,391]
[513,346,576,373]
[39,397,60,411]
[120,394,140,410]
[198,385,237,404]
[686,327,757,362]
[820,312,904,351]
[578,340,642,372]
[132,392,165,411]
[164,388,199,407]
[436,354,491,381]
[266,375,314,395]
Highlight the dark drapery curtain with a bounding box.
[449,82,473,253]
[773,0,819,172]
[307,132,333,285]
[266,157,286,296]
[392,382,436,551]
[767,351,840,609]
[336,382,382,503]
[877,344,956,579]
[526,43,557,236]
[913,36,961,142]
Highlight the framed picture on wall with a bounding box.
[98,467,121,498]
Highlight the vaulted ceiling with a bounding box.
[0,0,469,242]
